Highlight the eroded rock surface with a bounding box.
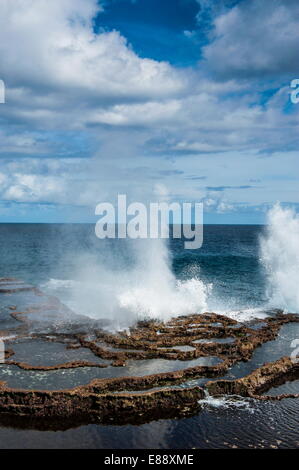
[0,278,298,428]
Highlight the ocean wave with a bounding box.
[260,204,299,313]
[198,393,255,413]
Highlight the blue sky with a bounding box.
[0,0,298,223]
[96,0,201,66]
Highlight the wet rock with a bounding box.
[207,357,299,400]
[0,279,298,429]
[0,383,204,425]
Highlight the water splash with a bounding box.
[118,237,211,321]
[198,391,254,413]
[43,237,211,329]
[260,204,299,313]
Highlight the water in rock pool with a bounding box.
[0,223,298,449]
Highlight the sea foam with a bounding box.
[260,204,299,313]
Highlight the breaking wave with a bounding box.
[260,204,299,313]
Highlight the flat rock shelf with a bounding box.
[0,278,298,430]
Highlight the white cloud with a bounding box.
[203,0,299,78]
[0,0,185,104]
[91,100,182,126]
[201,195,234,214]
[0,0,298,220]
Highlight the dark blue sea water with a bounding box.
[0,224,267,315]
[172,224,267,312]
[0,223,298,449]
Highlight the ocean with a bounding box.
[0,223,267,314]
[0,222,298,449]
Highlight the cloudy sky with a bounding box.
[0,0,298,223]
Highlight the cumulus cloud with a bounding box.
[203,0,299,78]
[0,0,186,104]
[0,0,298,221]
[199,193,235,214]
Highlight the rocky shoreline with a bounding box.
[0,278,298,429]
